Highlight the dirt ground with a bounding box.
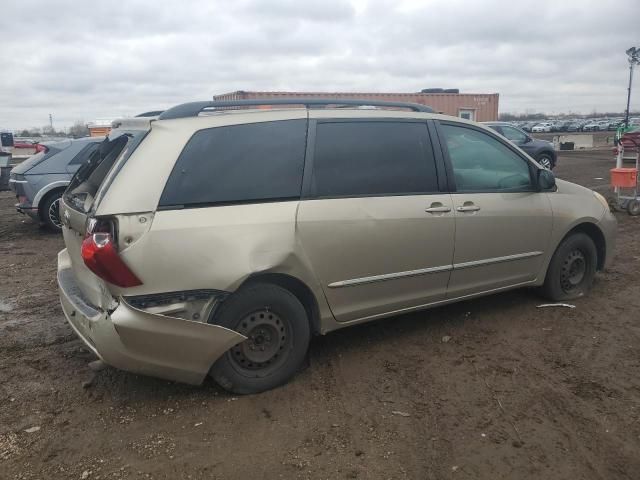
[1,150,640,480]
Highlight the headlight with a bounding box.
[593,191,610,210]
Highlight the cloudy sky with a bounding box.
[1,0,639,129]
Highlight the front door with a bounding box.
[436,122,553,298]
[297,119,455,323]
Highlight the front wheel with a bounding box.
[541,233,597,301]
[209,283,310,394]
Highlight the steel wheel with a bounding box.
[228,308,292,377]
[560,249,587,294]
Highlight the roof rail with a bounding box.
[157,98,434,120]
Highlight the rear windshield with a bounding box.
[64,132,145,213]
[10,146,56,173]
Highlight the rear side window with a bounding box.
[310,121,438,197]
[160,120,307,207]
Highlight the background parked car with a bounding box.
[13,139,47,153]
[583,120,608,131]
[532,122,553,133]
[484,122,557,169]
[9,137,104,230]
[9,116,156,231]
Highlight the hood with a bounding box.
[555,178,598,197]
[529,137,553,149]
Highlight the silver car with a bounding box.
[57,98,616,394]
[10,137,104,230]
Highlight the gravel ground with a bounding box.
[1,151,639,480]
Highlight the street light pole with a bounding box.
[625,47,640,127]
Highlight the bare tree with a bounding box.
[69,120,90,138]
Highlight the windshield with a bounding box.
[64,133,143,213]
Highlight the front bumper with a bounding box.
[57,249,246,385]
[598,211,617,270]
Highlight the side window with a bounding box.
[441,124,532,192]
[160,120,307,207]
[500,126,528,144]
[69,143,100,165]
[311,122,438,197]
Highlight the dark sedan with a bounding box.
[483,122,557,169]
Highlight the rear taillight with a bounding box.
[81,220,142,288]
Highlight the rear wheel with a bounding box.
[209,283,310,394]
[542,233,597,301]
[40,190,63,232]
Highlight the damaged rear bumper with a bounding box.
[57,249,246,385]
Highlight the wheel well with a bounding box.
[38,187,66,220]
[241,273,321,335]
[565,223,606,270]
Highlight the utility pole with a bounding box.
[625,47,640,127]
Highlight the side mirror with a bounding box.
[537,168,556,190]
[523,135,533,144]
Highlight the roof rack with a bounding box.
[157,98,434,120]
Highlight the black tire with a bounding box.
[542,233,597,301]
[536,153,554,170]
[40,190,63,232]
[209,283,310,394]
[627,199,640,216]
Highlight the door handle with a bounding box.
[425,203,452,213]
[456,202,481,212]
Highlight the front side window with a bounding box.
[500,126,528,144]
[160,120,307,207]
[310,121,438,197]
[441,124,532,192]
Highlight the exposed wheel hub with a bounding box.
[231,309,287,370]
[561,249,586,292]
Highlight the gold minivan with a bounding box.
[57,99,616,393]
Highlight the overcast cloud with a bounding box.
[1,0,639,129]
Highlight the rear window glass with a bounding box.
[65,133,144,213]
[159,120,307,208]
[69,142,101,165]
[310,121,438,197]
